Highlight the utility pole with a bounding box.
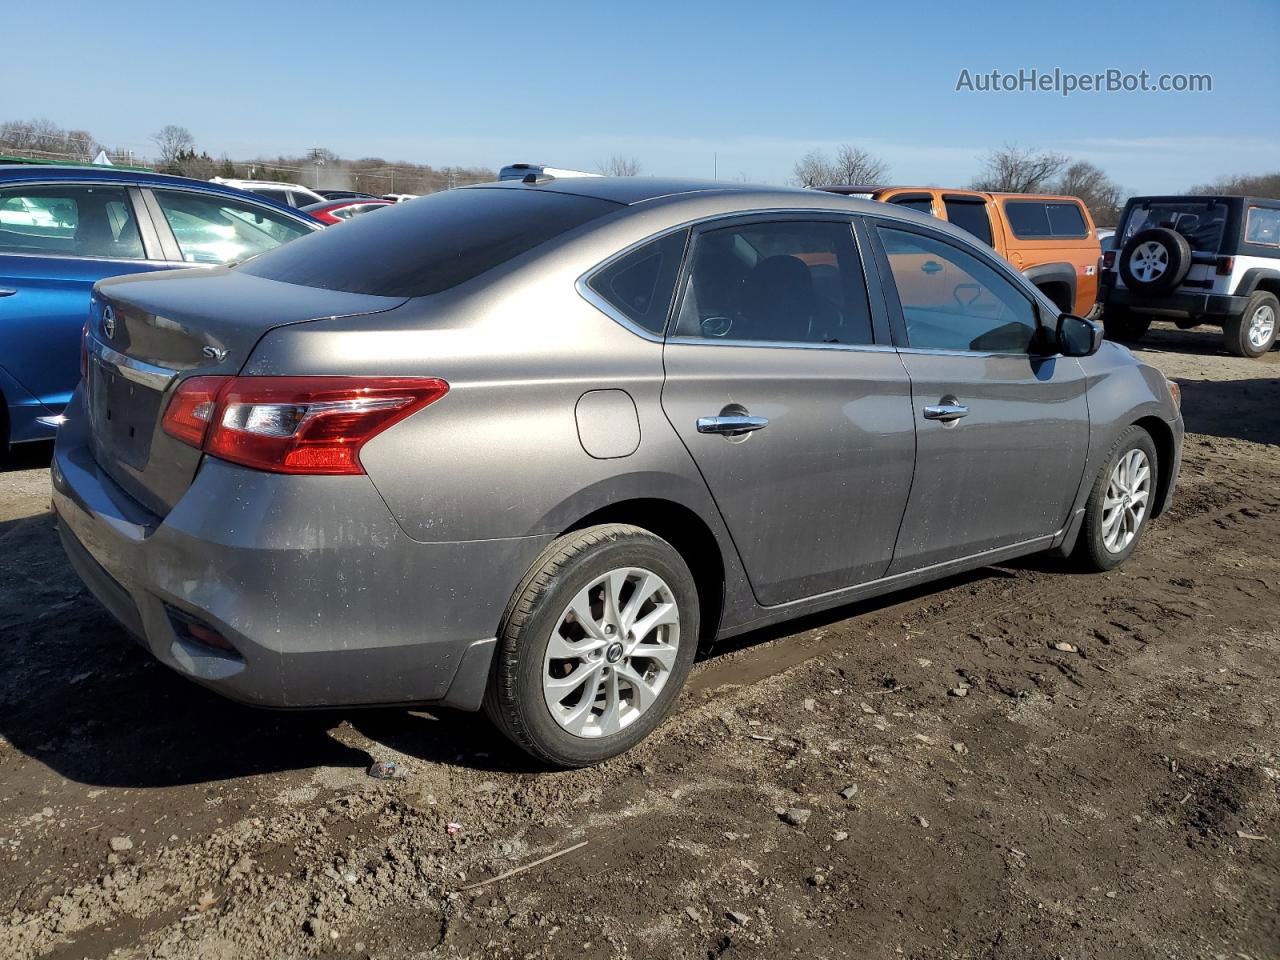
[308,147,326,188]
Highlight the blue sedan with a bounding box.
[0,165,320,450]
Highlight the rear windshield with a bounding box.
[1121,200,1229,253]
[238,187,619,296]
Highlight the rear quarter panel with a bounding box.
[241,237,758,629]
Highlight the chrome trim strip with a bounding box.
[667,336,898,354]
[87,335,178,391]
[894,346,1031,358]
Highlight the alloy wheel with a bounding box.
[1101,448,1152,553]
[1129,241,1169,283]
[542,567,681,738]
[1247,303,1276,351]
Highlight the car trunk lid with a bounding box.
[86,267,406,516]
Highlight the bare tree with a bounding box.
[0,117,61,152]
[62,129,100,161]
[1190,170,1280,198]
[792,145,890,188]
[970,144,1068,193]
[792,148,837,188]
[599,154,641,176]
[152,125,196,170]
[1054,160,1124,226]
[833,144,889,185]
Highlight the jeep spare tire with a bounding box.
[1118,227,1191,296]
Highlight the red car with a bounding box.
[301,198,395,226]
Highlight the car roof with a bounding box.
[821,184,1085,204]
[466,175,818,206]
[214,178,316,189]
[1125,194,1279,208]
[0,165,319,221]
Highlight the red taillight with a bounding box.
[1216,256,1234,276]
[162,376,232,448]
[1102,250,1116,271]
[162,376,448,475]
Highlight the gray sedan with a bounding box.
[52,177,1183,767]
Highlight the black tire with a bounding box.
[1073,425,1159,572]
[1117,227,1191,296]
[1222,291,1279,359]
[484,523,700,768]
[1102,307,1152,343]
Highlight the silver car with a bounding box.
[52,177,1183,767]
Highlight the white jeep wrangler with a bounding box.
[1098,195,1280,358]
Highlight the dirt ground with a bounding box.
[1,321,1277,960]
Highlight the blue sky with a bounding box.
[5,0,1277,192]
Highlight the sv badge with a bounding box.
[202,345,229,363]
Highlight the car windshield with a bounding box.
[1121,200,1229,253]
[238,187,619,296]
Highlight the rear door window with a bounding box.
[587,230,688,335]
[152,189,313,264]
[942,198,993,246]
[672,219,874,345]
[1005,200,1089,238]
[0,184,144,259]
[239,187,619,296]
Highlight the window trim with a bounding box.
[0,180,166,263]
[866,216,1055,357]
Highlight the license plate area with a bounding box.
[89,357,163,471]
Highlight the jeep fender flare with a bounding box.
[1232,267,1280,299]
[1021,262,1077,313]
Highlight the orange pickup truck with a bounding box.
[819,186,1102,318]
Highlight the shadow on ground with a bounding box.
[1,440,53,474]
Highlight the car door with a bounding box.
[867,218,1090,574]
[0,182,172,422]
[659,215,916,606]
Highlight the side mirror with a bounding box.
[1057,313,1103,357]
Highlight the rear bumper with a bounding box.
[51,388,550,710]
[1099,275,1248,320]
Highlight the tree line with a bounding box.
[2,117,1274,219]
[792,143,1130,225]
[794,143,1279,227]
